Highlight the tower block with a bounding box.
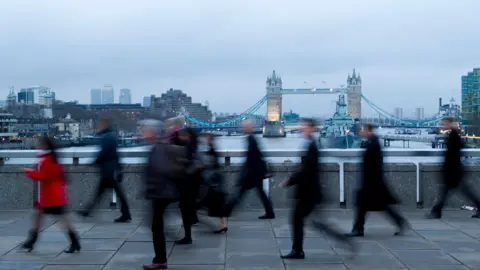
[347,69,362,119]
[263,70,286,137]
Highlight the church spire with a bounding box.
[352,69,356,79]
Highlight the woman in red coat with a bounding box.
[21,136,81,253]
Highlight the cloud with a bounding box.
[0,0,479,117]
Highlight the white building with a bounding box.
[54,114,80,139]
[415,107,425,121]
[119,89,132,104]
[102,85,114,104]
[394,107,403,119]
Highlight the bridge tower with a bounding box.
[266,70,283,121]
[347,69,362,119]
[263,70,286,137]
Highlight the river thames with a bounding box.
[5,128,443,165]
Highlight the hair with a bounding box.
[301,118,317,128]
[362,123,376,132]
[40,136,59,163]
[442,116,455,123]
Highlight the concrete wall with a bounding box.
[1,162,479,210]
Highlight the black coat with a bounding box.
[94,128,120,179]
[287,138,322,203]
[443,129,464,188]
[144,142,186,200]
[356,135,398,211]
[239,134,267,189]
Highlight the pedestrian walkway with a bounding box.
[0,209,480,269]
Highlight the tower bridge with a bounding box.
[184,69,447,135]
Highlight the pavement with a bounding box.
[1,208,480,269]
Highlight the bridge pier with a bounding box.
[262,122,286,138]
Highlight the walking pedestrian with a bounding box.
[141,119,186,270]
[21,136,81,253]
[345,124,409,237]
[426,117,480,219]
[77,118,132,223]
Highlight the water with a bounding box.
[7,128,442,165]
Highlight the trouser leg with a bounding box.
[112,179,131,217]
[151,200,169,264]
[352,206,367,232]
[255,184,274,216]
[291,201,314,252]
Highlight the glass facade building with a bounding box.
[461,68,480,125]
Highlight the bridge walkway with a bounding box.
[0,209,480,269]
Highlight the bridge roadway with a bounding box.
[2,209,480,269]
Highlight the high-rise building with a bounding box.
[151,89,212,123]
[119,89,132,104]
[90,89,102,105]
[415,107,425,121]
[461,68,480,125]
[142,96,151,107]
[347,69,362,118]
[18,88,34,104]
[102,85,114,104]
[393,107,403,119]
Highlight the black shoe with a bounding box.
[425,212,441,219]
[76,210,90,218]
[258,214,275,220]
[21,230,38,252]
[175,237,192,245]
[213,227,228,234]
[281,250,305,259]
[472,212,480,218]
[64,243,81,254]
[394,222,411,236]
[345,231,364,237]
[143,263,168,269]
[114,216,132,223]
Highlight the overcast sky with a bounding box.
[1,0,479,117]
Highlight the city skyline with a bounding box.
[1,1,479,117]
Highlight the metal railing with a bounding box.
[3,148,479,208]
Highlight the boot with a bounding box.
[64,230,81,253]
[21,230,38,252]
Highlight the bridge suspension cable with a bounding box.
[185,95,267,127]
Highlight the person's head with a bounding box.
[98,118,111,132]
[38,135,57,151]
[205,133,215,145]
[140,119,164,142]
[441,116,457,129]
[241,120,254,134]
[360,123,375,138]
[300,118,316,137]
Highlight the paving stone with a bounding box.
[42,265,104,270]
[391,250,461,267]
[51,251,116,264]
[0,261,45,270]
[226,252,284,268]
[2,209,480,269]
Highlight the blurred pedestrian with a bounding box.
[21,136,81,253]
[201,133,228,233]
[279,118,352,259]
[426,117,480,219]
[77,118,132,223]
[226,120,275,219]
[345,124,409,237]
[141,119,186,270]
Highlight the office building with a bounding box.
[18,88,34,104]
[461,68,480,125]
[142,96,151,107]
[393,107,403,119]
[415,107,425,121]
[151,89,212,123]
[102,85,114,104]
[90,89,102,105]
[119,89,132,104]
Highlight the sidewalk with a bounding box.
[0,209,480,269]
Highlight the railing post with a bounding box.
[339,161,346,208]
[0,157,4,166]
[415,162,423,208]
[72,157,79,165]
[225,156,231,167]
[110,191,117,209]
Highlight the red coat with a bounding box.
[25,153,68,208]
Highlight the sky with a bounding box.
[1,0,479,118]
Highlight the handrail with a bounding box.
[0,148,476,159]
